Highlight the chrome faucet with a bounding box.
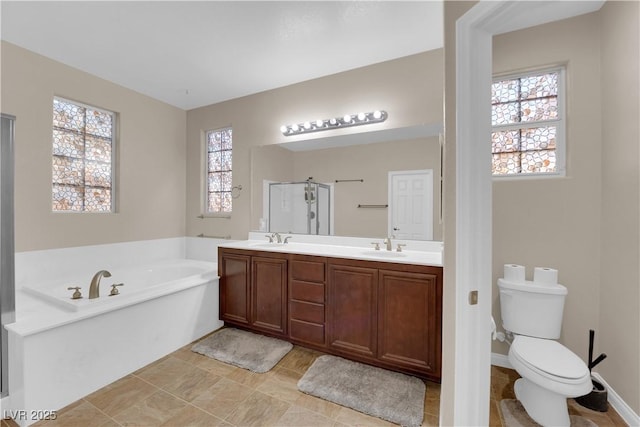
[383,237,393,251]
[273,232,282,243]
[88,270,111,299]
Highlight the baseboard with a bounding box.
[491,352,640,426]
[591,372,640,427]
[491,352,512,369]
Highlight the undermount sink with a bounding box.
[361,250,407,258]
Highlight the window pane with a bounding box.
[85,136,112,162]
[520,73,558,100]
[492,79,519,104]
[52,156,83,185]
[205,127,233,214]
[492,152,520,175]
[85,109,113,138]
[492,102,520,125]
[53,99,85,131]
[53,129,84,158]
[492,130,520,153]
[521,150,556,173]
[208,192,231,212]
[85,161,111,188]
[85,187,111,212]
[521,126,556,151]
[52,184,83,211]
[220,129,232,150]
[521,97,558,122]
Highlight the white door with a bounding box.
[388,170,433,240]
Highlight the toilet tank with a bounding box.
[498,278,568,339]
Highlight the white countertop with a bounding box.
[219,238,442,267]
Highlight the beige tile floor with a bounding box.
[1,333,629,427]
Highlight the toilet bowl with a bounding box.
[498,276,592,427]
[508,335,592,426]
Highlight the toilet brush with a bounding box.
[576,329,608,412]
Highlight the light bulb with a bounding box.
[315,119,324,128]
[357,112,366,121]
[291,124,299,132]
[280,125,288,133]
[343,114,352,123]
[303,121,311,130]
[329,118,338,125]
[373,110,382,119]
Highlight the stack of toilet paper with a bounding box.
[503,264,558,285]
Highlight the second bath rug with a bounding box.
[191,328,292,373]
[297,355,425,427]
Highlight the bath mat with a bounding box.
[297,355,425,427]
[500,399,598,427]
[191,328,292,373]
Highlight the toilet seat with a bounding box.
[509,336,592,397]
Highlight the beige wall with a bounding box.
[490,4,639,416]
[186,50,444,240]
[250,137,442,240]
[599,0,640,414]
[491,12,603,359]
[1,42,187,252]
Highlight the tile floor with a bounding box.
[1,332,629,427]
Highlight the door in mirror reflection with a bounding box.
[389,170,433,240]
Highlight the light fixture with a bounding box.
[280,110,388,136]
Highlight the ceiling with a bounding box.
[1,1,443,110]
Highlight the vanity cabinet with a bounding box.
[219,249,288,337]
[288,255,327,347]
[217,247,442,382]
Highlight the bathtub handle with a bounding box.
[109,283,124,296]
[67,286,83,300]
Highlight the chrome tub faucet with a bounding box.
[88,270,111,299]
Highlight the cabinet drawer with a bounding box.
[290,319,325,346]
[291,259,325,283]
[290,300,324,323]
[290,281,325,303]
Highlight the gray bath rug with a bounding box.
[297,355,425,427]
[500,399,598,427]
[191,328,292,373]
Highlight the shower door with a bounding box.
[268,181,331,235]
[0,114,16,398]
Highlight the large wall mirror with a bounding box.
[250,125,443,241]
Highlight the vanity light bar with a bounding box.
[280,110,388,136]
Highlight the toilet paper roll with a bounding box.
[533,267,558,285]
[504,264,525,283]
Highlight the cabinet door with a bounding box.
[327,263,378,358]
[219,252,251,325]
[251,256,288,336]
[378,269,442,376]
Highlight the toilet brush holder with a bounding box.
[575,376,608,412]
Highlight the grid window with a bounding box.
[206,127,233,214]
[52,97,115,212]
[491,68,565,177]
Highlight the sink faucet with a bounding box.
[88,270,111,299]
[273,232,282,243]
[383,237,393,251]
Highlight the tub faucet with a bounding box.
[89,270,111,299]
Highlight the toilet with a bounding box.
[498,278,592,427]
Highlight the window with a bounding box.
[491,67,565,177]
[205,127,233,214]
[52,97,115,212]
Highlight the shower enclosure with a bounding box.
[0,114,16,399]
[269,181,331,235]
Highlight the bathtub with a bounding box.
[22,259,219,313]
[5,255,223,426]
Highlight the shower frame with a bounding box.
[268,180,331,235]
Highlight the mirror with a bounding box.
[250,127,443,241]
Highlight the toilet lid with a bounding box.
[511,336,589,380]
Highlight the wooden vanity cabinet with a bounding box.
[218,247,442,382]
[219,249,288,337]
[288,254,327,347]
